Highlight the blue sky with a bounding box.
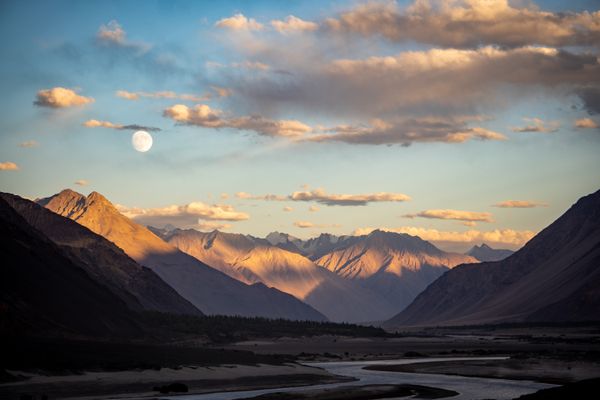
[1,0,599,251]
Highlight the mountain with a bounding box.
[385,189,600,328]
[1,192,202,316]
[158,229,395,322]
[315,230,477,313]
[466,243,514,262]
[266,231,356,260]
[0,196,143,338]
[39,190,326,321]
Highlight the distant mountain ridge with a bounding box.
[314,230,477,313]
[385,189,600,328]
[466,243,514,262]
[157,227,477,322]
[39,190,326,321]
[157,229,395,322]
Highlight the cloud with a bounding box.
[404,209,493,223]
[309,205,319,212]
[163,104,311,137]
[0,162,19,171]
[74,179,89,186]
[308,116,506,146]
[211,86,233,98]
[116,201,249,229]
[325,0,600,48]
[237,188,410,206]
[226,44,600,125]
[236,192,288,201]
[83,119,161,132]
[116,90,210,102]
[283,206,294,212]
[216,13,264,31]
[294,220,341,229]
[493,200,548,208]
[231,61,270,70]
[96,20,149,53]
[512,118,560,133]
[574,118,599,129]
[18,140,39,148]
[271,16,318,33]
[577,87,600,115]
[34,87,94,108]
[220,193,230,200]
[291,189,411,206]
[353,226,535,250]
[197,221,232,231]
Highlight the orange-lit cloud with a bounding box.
[116,201,249,229]
[197,221,232,231]
[325,0,600,48]
[575,118,599,129]
[96,20,149,53]
[34,87,94,108]
[0,162,19,171]
[163,104,311,137]
[283,206,294,212]
[294,221,341,229]
[237,188,410,206]
[404,209,494,223]
[271,16,318,33]
[493,200,548,208]
[18,140,39,148]
[309,205,319,212]
[83,119,161,132]
[216,13,264,31]
[512,118,560,133]
[116,90,210,102]
[354,226,535,249]
[308,116,506,145]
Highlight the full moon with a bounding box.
[131,130,153,152]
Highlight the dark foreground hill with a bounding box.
[385,189,600,328]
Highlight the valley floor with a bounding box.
[2,324,599,399]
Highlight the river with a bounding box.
[165,357,556,400]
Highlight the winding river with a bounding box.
[166,357,556,400]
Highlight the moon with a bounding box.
[131,130,153,152]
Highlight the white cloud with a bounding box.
[74,179,89,186]
[216,13,264,31]
[34,87,94,108]
[294,220,341,229]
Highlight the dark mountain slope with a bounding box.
[385,189,600,328]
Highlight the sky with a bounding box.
[1,0,599,252]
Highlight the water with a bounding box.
[164,357,556,400]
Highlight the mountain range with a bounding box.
[39,190,326,321]
[385,188,600,328]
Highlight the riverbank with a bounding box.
[363,357,600,384]
[0,363,349,400]
[237,383,458,400]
